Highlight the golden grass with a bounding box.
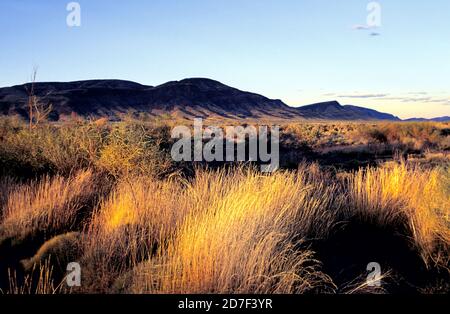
[4,258,58,295]
[3,159,447,293]
[130,166,337,293]
[0,169,96,241]
[1,116,449,294]
[346,161,450,268]
[80,175,192,292]
[84,176,190,259]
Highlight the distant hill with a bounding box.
[0,78,404,121]
[404,116,450,122]
[297,101,400,121]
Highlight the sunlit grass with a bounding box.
[347,161,450,268]
[130,167,337,293]
[0,169,96,241]
[0,116,449,294]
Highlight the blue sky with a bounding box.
[1,0,449,118]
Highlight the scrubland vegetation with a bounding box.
[283,121,450,151]
[0,116,448,294]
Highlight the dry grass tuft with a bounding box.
[346,161,450,268]
[0,169,97,241]
[80,175,190,292]
[131,167,337,293]
[3,258,59,295]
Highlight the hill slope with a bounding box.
[404,116,450,122]
[0,78,301,120]
[0,78,400,121]
[297,101,400,121]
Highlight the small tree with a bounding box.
[25,68,53,130]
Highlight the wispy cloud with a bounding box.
[382,96,432,102]
[407,92,428,95]
[338,93,388,98]
[363,95,450,104]
[352,24,375,30]
[334,92,450,105]
[426,98,450,105]
[380,96,450,104]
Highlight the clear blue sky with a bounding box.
[1,0,449,118]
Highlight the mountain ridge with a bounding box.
[0,78,437,121]
[404,116,450,122]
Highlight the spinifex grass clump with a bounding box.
[131,167,337,293]
[0,169,97,242]
[80,175,192,292]
[346,161,450,268]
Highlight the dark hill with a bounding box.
[297,101,400,121]
[404,116,450,122]
[0,78,401,121]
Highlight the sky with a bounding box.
[0,0,449,119]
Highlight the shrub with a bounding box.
[96,122,173,178]
[0,119,106,175]
[0,117,173,177]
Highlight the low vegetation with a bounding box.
[282,121,450,151]
[0,116,448,294]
